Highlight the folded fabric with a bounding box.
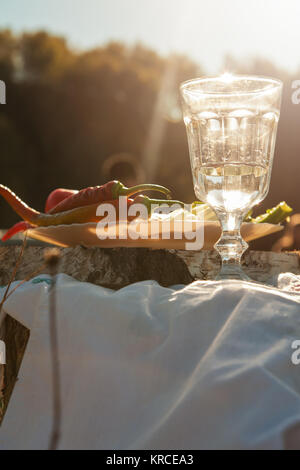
[0,275,300,449]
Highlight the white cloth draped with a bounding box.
[0,274,300,449]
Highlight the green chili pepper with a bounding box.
[251,201,293,224]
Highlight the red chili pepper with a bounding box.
[1,221,33,241]
[48,181,172,214]
[39,196,184,226]
[45,188,78,213]
[0,184,182,228]
[1,187,74,241]
[0,185,40,223]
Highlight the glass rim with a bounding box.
[180,74,283,97]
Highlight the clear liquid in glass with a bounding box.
[195,163,268,213]
[185,108,279,216]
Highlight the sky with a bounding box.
[1,0,300,74]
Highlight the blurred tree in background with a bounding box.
[0,30,199,226]
[0,29,299,250]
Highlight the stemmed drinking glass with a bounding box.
[180,74,282,280]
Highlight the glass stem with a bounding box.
[214,213,249,280]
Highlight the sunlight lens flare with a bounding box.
[221,72,234,83]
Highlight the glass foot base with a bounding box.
[216,265,251,281]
